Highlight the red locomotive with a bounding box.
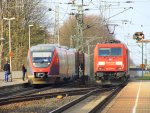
[27,44,89,86]
[94,40,130,85]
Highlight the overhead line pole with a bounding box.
[55,1,59,46]
[81,0,84,51]
[69,0,86,50]
[76,0,84,51]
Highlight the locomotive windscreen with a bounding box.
[31,51,53,68]
[30,45,55,68]
[98,48,122,56]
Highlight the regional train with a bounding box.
[27,44,90,86]
[94,40,130,85]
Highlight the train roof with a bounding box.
[96,42,126,46]
[99,39,121,44]
[36,44,59,47]
[30,44,77,52]
[30,44,55,52]
[95,43,128,50]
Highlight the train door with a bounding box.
[57,48,64,78]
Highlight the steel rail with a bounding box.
[0,81,86,99]
[89,87,122,113]
[0,86,54,99]
[49,87,115,113]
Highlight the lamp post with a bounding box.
[0,37,5,70]
[48,8,59,46]
[3,17,15,82]
[29,24,33,49]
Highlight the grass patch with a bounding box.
[136,76,150,80]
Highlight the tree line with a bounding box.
[0,0,130,71]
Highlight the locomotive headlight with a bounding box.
[98,67,104,70]
[117,67,122,70]
[33,63,37,67]
[116,61,122,65]
[35,72,45,78]
[98,61,105,65]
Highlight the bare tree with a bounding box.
[59,15,112,48]
[1,0,52,70]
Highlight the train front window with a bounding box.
[98,48,122,56]
[111,48,122,56]
[32,52,53,65]
[98,48,110,56]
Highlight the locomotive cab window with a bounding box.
[99,48,122,56]
[31,52,53,67]
[111,48,122,56]
[32,52,53,63]
[98,48,110,56]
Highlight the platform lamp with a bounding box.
[3,17,15,82]
[0,37,5,71]
[29,24,34,49]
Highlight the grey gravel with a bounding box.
[0,95,80,113]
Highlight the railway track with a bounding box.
[0,87,96,106]
[0,81,87,99]
[50,86,122,113]
[0,86,56,99]
[0,83,28,97]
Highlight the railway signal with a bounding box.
[133,32,145,77]
[133,32,144,41]
[140,64,145,69]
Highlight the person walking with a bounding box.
[22,64,26,81]
[3,61,10,82]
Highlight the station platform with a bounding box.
[102,80,150,113]
[0,71,27,87]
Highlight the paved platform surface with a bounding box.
[0,71,27,87]
[102,80,150,113]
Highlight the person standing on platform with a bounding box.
[22,64,26,81]
[3,61,10,82]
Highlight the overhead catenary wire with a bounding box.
[41,0,150,66]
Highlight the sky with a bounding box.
[42,0,150,66]
[108,0,150,66]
